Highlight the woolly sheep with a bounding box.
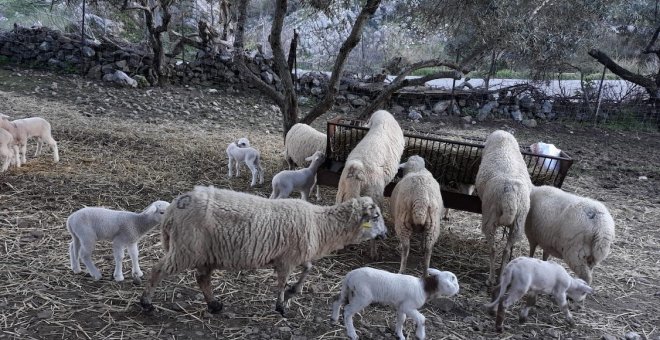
[270,151,325,201]
[140,186,387,316]
[529,142,562,171]
[475,130,532,286]
[336,110,405,258]
[0,127,21,172]
[284,123,327,169]
[67,200,171,282]
[226,137,264,186]
[484,257,593,332]
[0,114,59,164]
[331,267,460,340]
[391,155,444,275]
[526,185,615,284]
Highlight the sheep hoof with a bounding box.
[132,277,142,285]
[495,325,503,333]
[207,301,223,314]
[275,303,286,317]
[518,315,527,324]
[140,298,155,314]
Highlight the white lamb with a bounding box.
[284,123,327,169]
[526,185,615,284]
[475,130,532,286]
[484,256,593,332]
[140,186,387,316]
[529,142,562,171]
[336,110,405,258]
[390,155,444,275]
[0,114,59,164]
[331,267,460,340]
[0,127,21,172]
[226,137,264,186]
[270,151,325,201]
[66,200,171,282]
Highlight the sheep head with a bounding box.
[236,137,250,148]
[424,269,460,300]
[566,278,593,302]
[398,155,426,175]
[353,197,386,242]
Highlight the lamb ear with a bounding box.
[398,162,407,169]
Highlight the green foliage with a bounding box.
[0,55,10,65]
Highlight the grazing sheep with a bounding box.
[390,155,444,275]
[140,186,387,316]
[67,200,171,282]
[270,151,325,201]
[526,185,615,284]
[0,114,59,163]
[331,267,460,340]
[336,110,405,258]
[529,142,562,171]
[226,137,264,186]
[475,130,532,286]
[0,127,21,171]
[284,123,327,169]
[484,257,593,332]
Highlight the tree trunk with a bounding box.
[588,49,659,100]
[301,0,382,124]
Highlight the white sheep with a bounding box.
[270,151,325,201]
[226,137,264,186]
[475,130,532,286]
[284,123,327,169]
[139,186,387,315]
[484,256,593,332]
[331,267,460,340]
[529,141,562,171]
[0,127,21,172]
[336,110,405,258]
[526,185,615,284]
[66,200,171,282]
[390,155,444,275]
[0,114,59,164]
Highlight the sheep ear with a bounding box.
[398,162,407,169]
[304,155,313,162]
[422,274,439,295]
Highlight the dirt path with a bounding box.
[0,68,658,340]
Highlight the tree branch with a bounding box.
[588,49,656,90]
[301,0,382,124]
[643,24,660,54]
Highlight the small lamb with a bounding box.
[332,267,460,340]
[484,257,593,332]
[270,151,325,201]
[0,127,21,172]
[226,137,264,187]
[0,114,59,164]
[67,200,171,282]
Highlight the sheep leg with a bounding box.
[542,251,550,261]
[398,236,410,274]
[369,239,379,260]
[572,263,593,285]
[196,267,223,313]
[127,242,144,282]
[343,300,368,340]
[274,266,293,316]
[286,261,312,298]
[300,188,309,202]
[1,154,9,172]
[314,183,321,201]
[69,237,81,273]
[46,138,59,163]
[405,308,426,340]
[34,138,42,157]
[227,155,234,177]
[494,299,506,333]
[519,292,537,323]
[394,308,407,340]
[554,293,575,326]
[20,143,27,164]
[422,221,441,276]
[140,258,175,313]
[499,224,521,282]
[528,241,537,258]
[79,243,102,281]
[443,208,450,221]
[330,292,344,323]
[12,145,21,167]
[485,227,498,287]
[111,242,126,282]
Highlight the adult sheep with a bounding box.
[391,155,444,275]
[526,185,615,284]
[140,186,387,316]
[284,123,327,169]
[335,110,405,258]
[475,130,532,286]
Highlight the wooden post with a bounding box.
[80,0,86,75]
[594,65,607,126]
[450,52,460,115]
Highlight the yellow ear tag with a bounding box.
[361,221,372,229]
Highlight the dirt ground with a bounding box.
[0,68,658,340]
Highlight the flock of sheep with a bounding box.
[2,109,616,339]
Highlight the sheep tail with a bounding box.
[336,159,365,203]
[498,180,524,226]
[585,206,615,267]
[412,199,429,227]
[484,263,513,309]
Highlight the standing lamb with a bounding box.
[284,123,327,169]
[331,267,459,340]
[390,155,444,275]
[67,200,171,282]
[0,114,59,163]
[526,185,615,284]
[336,110,405,258]
[140,186,387,316]
[475,130,532,286]
[0,127,21,172]
[484,257,593,332]
[270,151,325,201]
[226,137,264,186]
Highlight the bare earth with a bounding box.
[0,68,658,340]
